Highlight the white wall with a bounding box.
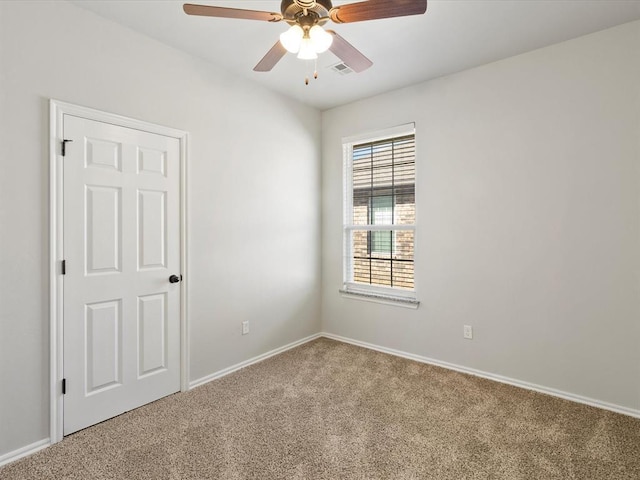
[0,0,321,457]
[321,21,640,412]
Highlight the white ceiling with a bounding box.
[70,0,640,110]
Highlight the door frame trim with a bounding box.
[49,99,189,443]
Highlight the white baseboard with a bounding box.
[0,438,50,468]
[321,332,640,419]
[189,333,322,390]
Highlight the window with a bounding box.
[342,124,416,302]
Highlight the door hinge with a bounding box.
[61,139,73,157]
[62,378,66,395]
[61,260,66,275]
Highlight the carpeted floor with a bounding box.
[2,337,639,479]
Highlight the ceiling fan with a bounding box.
[183,0,428,79]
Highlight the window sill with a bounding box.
[339,289,420,309]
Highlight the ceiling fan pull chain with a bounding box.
[304,58,313,85]
[314,58,318,80]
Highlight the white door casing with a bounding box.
[50,101,188,441]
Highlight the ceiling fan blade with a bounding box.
[253,41,288,72]
[183,4,283,22]
[327,30,372,73]
[329,0,427,24]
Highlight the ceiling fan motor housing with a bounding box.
[281,0,333,25]
[293,0,317,8]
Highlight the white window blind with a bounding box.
[343,125,416,299]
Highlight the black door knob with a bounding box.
[169,275,181,284]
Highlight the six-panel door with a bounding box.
[62,115,180,435]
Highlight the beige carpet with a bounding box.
[2,337,639,479]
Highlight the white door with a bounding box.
[62,114,181,435]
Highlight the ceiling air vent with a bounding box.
[330,62,354,75]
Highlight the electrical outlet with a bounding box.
[463,325,473,340]
[242,321,249,335]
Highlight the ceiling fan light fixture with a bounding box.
[309,25,333,53]
[297,37,318,59]
[279,24,304,53]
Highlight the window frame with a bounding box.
[342,123,417,303]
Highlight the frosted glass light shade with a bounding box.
[309,25,333,53]
[280,25,303,53]
[297,38,318,59]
